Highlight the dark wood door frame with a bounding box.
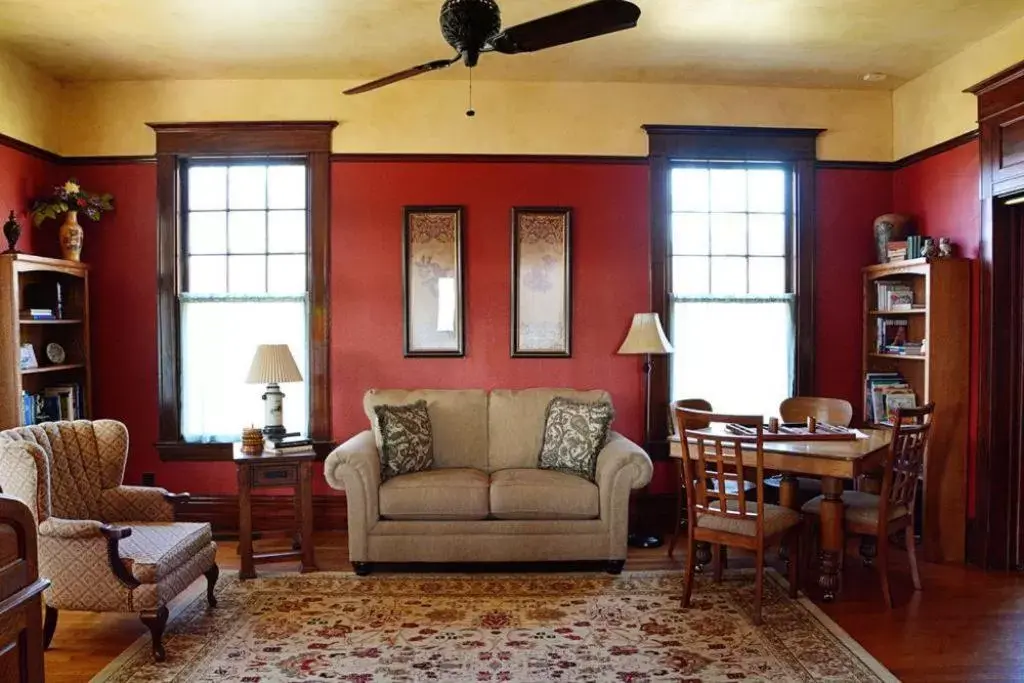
[967,62,1024,570]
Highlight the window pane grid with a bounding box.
[183,162,308,296]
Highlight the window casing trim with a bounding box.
[150,121,337,461]
[645,125,820,457]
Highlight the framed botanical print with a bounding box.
[511,207,572,358]
[403,206,465,357]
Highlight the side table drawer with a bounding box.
[251,465,298,487]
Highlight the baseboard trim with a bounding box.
[175,494,347,536]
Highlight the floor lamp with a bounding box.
[617,312,674,548]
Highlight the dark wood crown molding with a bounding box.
[643,124,823,161]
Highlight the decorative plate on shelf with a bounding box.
[45,342,65,364]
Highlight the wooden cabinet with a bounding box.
[862,256,970,563]
[0,254,91,430]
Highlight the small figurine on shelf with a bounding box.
[2,210,21,253]
[939,237,955,258]
[921,237,937,258]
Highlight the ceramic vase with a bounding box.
[59,210,83,262]
[872,213,912,264]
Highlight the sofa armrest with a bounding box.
[595,432,653,494]
[99,485,179,523]
[324,431,381,560]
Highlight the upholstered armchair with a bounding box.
[0,420,219,662]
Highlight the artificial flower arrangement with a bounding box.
[31,179,114,226]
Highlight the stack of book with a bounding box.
[865,372,918,424]
[21,383,84,425]
[875,319,908,352]
[875,282,915,311]
[264,437,314,454]
[886,241,907,262]
[20,308,55,320]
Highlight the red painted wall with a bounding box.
[893,139,982,515]
[815,168,895,409]
[56,155,891,499]
[0,144,57,255]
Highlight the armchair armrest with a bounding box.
[99,485,181,523]
[324,431,381,562]
[100,525,140,589]
[38,517,105,539]
[37,518,139,590]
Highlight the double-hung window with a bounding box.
[151,121,334,459]
[669,162,795,416]
[179,161,309,442]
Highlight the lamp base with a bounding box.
[627,533,664,549]
[262,425,288,439]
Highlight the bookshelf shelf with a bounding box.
[868,353,926,361]
[868,309,927,316]
[0,253,91,429]
[18,319,83,325]
[862,256,969,565]
[20,364,86,375]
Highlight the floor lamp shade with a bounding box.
[617,313,674,356]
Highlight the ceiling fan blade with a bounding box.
[489,0,641,55]
[344,56,461,95]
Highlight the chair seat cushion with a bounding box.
[801,491,909,528]
[379,468,490,521]
[119,522,213,584]
[697,501,800,537]
[490,469,599,520]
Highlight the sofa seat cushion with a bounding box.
[489,469,599,520]
[119,522,213,584]
[380,468,490,521]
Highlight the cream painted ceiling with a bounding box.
[0,0,1022,89]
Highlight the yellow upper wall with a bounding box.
[56,79,892,161]
[0,49,61,153]
[893,14,1024,159]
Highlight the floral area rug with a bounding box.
[92,570,896,682]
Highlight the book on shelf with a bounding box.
[23,383,84,423]
[864,372,913,424]
[875,318,908,352]
[20,308,55,320]
[264,444,315,454]
[884,391,919,424]
[887,240,907,262]
[875,282,914,311]
[264,436,314,454]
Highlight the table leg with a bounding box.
[777,474,799,564]
[817,476,845,602]
[299,462,317,573]
[238,465,256,580]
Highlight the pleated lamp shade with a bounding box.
[245,344,303,384]
[617,313,674,355]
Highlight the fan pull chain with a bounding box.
[466,68,476,118]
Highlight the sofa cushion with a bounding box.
[537,398,614,482]
[379,468,490,521]
[365,390,488,470]
[490,469,599,520]
[488,389,612,471]
[373,400,434,481]
[119,522,214,584]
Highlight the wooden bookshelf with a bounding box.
[0,254,91,429]
[862,256,970,564]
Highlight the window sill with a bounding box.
[156,440,336,462]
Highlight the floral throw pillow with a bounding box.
[537,397,615,482]
[373,400,434,481]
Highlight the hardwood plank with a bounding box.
[41,532,1024,683]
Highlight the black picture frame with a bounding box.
[402,206,465,357]
[511,207,573,358]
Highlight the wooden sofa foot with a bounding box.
[352,562,373,577]
[606,560,626,575]
[140,606,169,662]
[43,606,57,650]
[204,564,219,608]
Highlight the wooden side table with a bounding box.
[233,444,318,580]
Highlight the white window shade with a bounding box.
[180,296,308,442]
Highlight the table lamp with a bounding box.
[617,312,674,548]
[245,344,303,439]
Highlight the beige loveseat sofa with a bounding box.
[324,389,653,574]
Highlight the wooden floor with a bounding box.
[43,532,1024,682]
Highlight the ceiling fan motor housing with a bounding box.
[440,0,502,67]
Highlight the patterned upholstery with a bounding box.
[802,491,910,527]
[0,420,216,614]
[696,501,801,537]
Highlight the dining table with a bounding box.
[669,427,893,601]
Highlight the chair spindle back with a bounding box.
[881,403,934,519]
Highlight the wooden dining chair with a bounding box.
[801,403,933,607]
[675,407,802,625]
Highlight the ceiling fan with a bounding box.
[343,0,642,96]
